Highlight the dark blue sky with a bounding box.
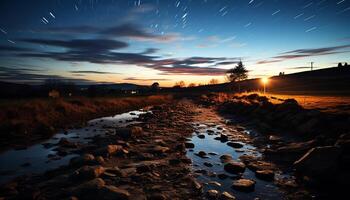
[0,0,349,85]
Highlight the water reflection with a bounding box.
[0,110,147,184]
[187,123,285,200]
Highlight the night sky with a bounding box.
[0,0,349,86]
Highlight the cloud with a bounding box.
[0,66,94,84]
[256,44,350,64]
[70,71,121,74]
[21,38,128,53]
[146,65,228,76]
[256,60,283,65]
[15,37,237,76]
[281,44,350,55]
[123,77,171,81]
[43,23,182,43]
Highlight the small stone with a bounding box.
[231,179,255,192]
[196,151,208,158]
[73,166,105,180]
[218,173,229,179]
[198,134,205,139]
[185,142,195,148]
[224,161,246,174]
[206,190,219,199]
[220,191,236,200]
[220,154,232,163]
[255,170,275,181]
[227,142,244,148]
[208,181,221,187]
[204,162,213,167]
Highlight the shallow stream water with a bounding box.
[187,121,287,199]
[0,110,146,184]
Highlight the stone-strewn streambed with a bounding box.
[0,98,330,200]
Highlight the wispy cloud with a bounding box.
[256,44,350,64]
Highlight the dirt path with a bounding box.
[0,100,304,200]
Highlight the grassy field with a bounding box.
[0,95,173,149]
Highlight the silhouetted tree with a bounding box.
[150,82,160,92]
[345,62,348,67]
[208,79,219,85]
[226,61,248,92]
[188,83,197,87]
[174,81,186,88]
[338,62,343,67]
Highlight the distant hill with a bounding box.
[90,83,149,91]
[240,66,350,94]
[177,66,350,95]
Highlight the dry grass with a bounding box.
[0,95,173,147]
[237,91,350,114]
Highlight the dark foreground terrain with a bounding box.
[0,94,349,199]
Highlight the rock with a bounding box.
[231,179,255,192]
[196,151,208,158]
[104,167,124,177]
[293,146,341,177]
[151,146,170,154]
[206,190,219,199]
[98,185,130,200]
[246,161,275,172]
[95,145,124,156]
[220,191,236,200]
[227,142,243,148]
[116,126,143,140]
[297,118,319,133]
[95,156,105,164]
[73,166,105,180]
[255,170,275,181]
[220,154,232,163]
[198,134,205,139]
[218,173,229,179]
[208,181,221,187]
[220,134,229,142]
[224,161,246,174]
[204,162,213,167]
[70,154,95,166]
[268,135,282,143]
[185,142,195,148]
[72,178,105,196]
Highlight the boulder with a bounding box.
[231,179,255,192]
[224,161,246,174]
[293,146,341,177]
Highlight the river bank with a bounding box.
[0,95,173,151]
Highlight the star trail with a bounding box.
[0,0,349,86]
